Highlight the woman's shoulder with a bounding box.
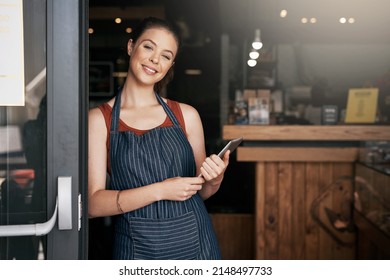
[168,100,202,132]
[163,98,201,131]
[89,103,106,119]
[177,102,200,121]
[89,106,105,129]
[163,97,196,114]
[90,98,115,117]
[161,97,198,119]
[89,100,114,130]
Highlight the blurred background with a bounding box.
[88,0,390,213]
[87,0,390,259]
[1,0,389,260]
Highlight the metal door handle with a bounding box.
[0,176,72,237]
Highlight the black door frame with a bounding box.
[46,0,88,259]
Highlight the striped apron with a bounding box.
[109,90,221,260]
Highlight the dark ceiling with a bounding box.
[89,0,390,46]
[87,0,390,136]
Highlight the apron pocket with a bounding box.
[130,211,200,260]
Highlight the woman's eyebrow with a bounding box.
[141,39,175,56]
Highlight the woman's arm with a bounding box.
[88,107,158,217]
[180,103,229,200]
[88,107,204,218]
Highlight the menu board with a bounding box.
[345,88,378,123]
[0,0,25,106]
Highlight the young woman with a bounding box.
[88,17,230,260]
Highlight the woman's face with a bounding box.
[128,27,178,88]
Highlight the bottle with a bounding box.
[234,90,248,125]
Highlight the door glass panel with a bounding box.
[0,0,47,260]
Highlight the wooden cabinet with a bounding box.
[249,156,356,259]
[223,125,390,259]
[354,163,390,259]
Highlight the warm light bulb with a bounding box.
[247,59,257,67]
[115,17,122,24]
[252,29,263,50]
[280,10,288,18]
[249,50,260,59]
[339,17,347,24]
[252,41,263,50]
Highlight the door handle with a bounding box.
[0,176,72,237]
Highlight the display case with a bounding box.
[223,125,390,259]
[354,163,390,259]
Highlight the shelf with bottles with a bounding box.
[228,87,284,126]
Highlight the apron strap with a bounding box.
[110,87,122,133]
[154,92,181,127]
[111,90,181,132]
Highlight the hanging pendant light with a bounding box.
[252,29,263,50]
[249,48,260,60]
[247,59,257,67]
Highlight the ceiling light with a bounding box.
[88,28,94,34]
[339,17,347,24]
[301,17,308,24]
[280,10,288,18]
[348,18,355,24]
[115,17,122,24]
[310,17,317,24]
[252,29,263,50]
[125,27,132,33]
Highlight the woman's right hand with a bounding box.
[157,176,205,201]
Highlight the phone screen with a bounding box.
[217,137,243,158]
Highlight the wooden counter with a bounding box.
[223,125,390,141]
[223,125,390,260]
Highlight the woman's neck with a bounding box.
[121,80,158,108]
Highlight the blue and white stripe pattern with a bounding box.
[109,90,221,260]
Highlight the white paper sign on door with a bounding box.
[0,0,25,106]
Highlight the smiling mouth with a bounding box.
[143,65,158,74]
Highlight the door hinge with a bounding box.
[78,193,82,231]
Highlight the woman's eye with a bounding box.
[162,55,172,61]
[144,44,153,50]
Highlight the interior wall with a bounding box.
[278,43,390,95]
[219,0,390,111]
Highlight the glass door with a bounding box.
[0,0,88,259]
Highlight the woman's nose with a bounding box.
[150,56,158,64]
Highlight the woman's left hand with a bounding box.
[200,150,230,183]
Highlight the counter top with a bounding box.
[361,162,390,176]
[223,125,390,141]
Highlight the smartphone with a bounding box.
[198,137,243,177]
[217,137,243,158]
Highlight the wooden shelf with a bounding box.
[223,125,390,141]
[237,147,358,162]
